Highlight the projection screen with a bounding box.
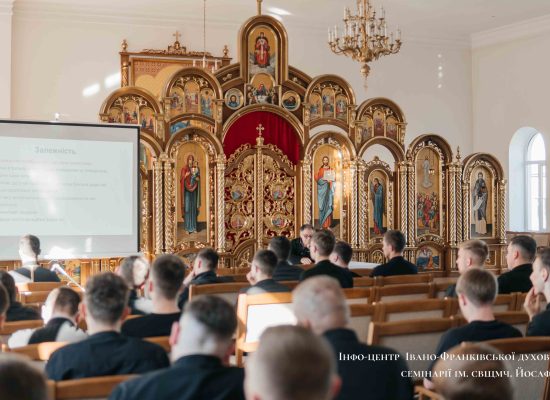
[0,120,139,260]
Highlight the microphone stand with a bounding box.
[50,261,85,291]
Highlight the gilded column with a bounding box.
[462,182,470,241]
[448,162,458,247]
[256,137,265,249]
[358,161,367,247]
[498,179,507,244]
[216,155,226,252]
[153,157,164,254]
[398,160,408,244]
[162,154,175,253]
[303,157,312,225]
[406,159,415,246]
[350,160,359,247]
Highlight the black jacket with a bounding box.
[289,238,312,265]
[240,278,292,295]
[300,260,353,288]
[323,328,413,400]
[6,301,41,322]
[527,304,550,336]
[14,266,60,282]
[370,256,418,277]
[272,261,303,281]
[497,264,533,294]
[109,355,245,400]
[46,331,169,381]
[178,271,234,309]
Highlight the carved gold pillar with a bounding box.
[302,156,312,225]
[358,161,367,247]
[155,115,165,142]
[448,162,458,247]
[121,62,129,87]
[255,136,265,249]
[162,154,175,253]
[406,159,415,246]
[498,179,507,244]
[140,177,150,254]
[216,155,226,252]
[462,181,470,241]
[349,160,359,247]
[398,160,409,244]
[153,156,165,254]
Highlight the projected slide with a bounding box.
[0,121,139,260]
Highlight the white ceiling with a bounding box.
[14,0,550,42]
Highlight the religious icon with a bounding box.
[248,26,277,79]
[416,148,441,236]
[230,214,247,230]
[282,91,301,111]
[231,184,246,201]
[335,95,348,120]
[169,87,185,116]
[140,107,154,133]
[373,109,384,136]
[315,156,336,229]
[249,73,276,105]
[416,246,440,271]
[271,183,286,201]
[123,100,139,124]
[386,116,398,140]
[370,177,385,235]
[200,89,214,118]
[322,88,335,118]
[184,81,200,114]
[309,93,322,120]
[472,170,489,236]
[225,88,244,110]
[180,154,201,233]
[254,32,270,68]
[108,108,122,123]
[170,120,190,135]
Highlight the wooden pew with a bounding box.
[374,298,453,322]
[49,375,136,399]
[372,283,436,303]
[188,282,250,304]
[10,341,68,361]
[374,273,433,286]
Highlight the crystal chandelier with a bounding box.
[328,0,402,89]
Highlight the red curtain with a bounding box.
[223,111,301,164]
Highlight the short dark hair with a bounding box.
[184,295,237,339]
[456,268,497,306]
[253,250,278,276]
[0,283,9,316]
[151,255,185,299]
[84,272,129,325]
[269,236,291,261]
[384,230,406,253]
[196,248,219,271]
[54,287,81,316]
[538,247,550,274]
[118,256,149,288]
[333,241,353,264]
[510,235,537,262]
[0,354,48,400]
[300,224,314,232]
[20,235,41,257]
[460,240,489,266]
[0,271,16,302]
[312,230,336,257]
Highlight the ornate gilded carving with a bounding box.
[153,156,165,254]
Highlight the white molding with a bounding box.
[471,14,550,49]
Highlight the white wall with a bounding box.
[472,28,550,230]
[0,0,13,118]
[10,8,473,155]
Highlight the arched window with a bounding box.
[526,133,546,230]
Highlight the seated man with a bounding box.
[12,234,60,282]
[444,239,488,297]
[293,276,413,400]
[122,255,183,338]
[424,268,521,389]
[289,224,314,265]
[524,247,550,336]
[370,230,417,277]
[110,296,245,400]
[269,236,303,281]
[432,343,513,400]
[330,241,361,278]
[46,272,169,381]
[498,235,537,294]
[178,248,233,309]
[300,230,353,288]
[117,255,151,315]
[0,271,40,322]
[242,250,291,295]
[245,325,340,400]
[0,283,8,331]
[0,354,49,400]
[9,287,86,348]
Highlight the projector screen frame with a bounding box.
[0,119,141,260]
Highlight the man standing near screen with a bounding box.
[12,235,60,282]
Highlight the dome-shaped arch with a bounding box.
[408,134,453,164]
[304,130,356,160]
[166,126,223,156]
[358,136,405,163]
[99,86,162,116]
[140,131,163,157]
[462,153,504,179]
[305,74,356,106]
[356,97,405,122]
[162,66,223,100]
